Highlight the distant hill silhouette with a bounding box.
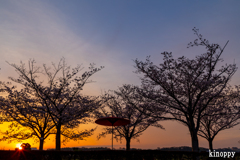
[157,146,240,152]
[47,146,240,152]
[157,146,207,152]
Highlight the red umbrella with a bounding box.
[95,117,130,150]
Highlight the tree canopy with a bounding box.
[97,84,164,150]
[4,58,103,150]
[134,28,238,151]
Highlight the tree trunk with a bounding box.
[190,129,200,160]
[126,137,131,151]
[191,131,199,152]
[208,138,213,151]
[188,120,199,152]
[56,123,61,150]
[39,138,44,151]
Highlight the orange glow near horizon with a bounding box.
[0,120,239,150]
[16,143,22,150]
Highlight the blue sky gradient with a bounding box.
[0,0,240,149]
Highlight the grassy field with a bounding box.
[0,150,239,160]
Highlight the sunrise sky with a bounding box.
[0,0,240,150]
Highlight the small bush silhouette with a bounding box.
[21,143,31,150]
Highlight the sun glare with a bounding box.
[16,143,22,150]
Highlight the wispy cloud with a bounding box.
[0,0,136,92]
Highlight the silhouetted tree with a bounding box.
[0,84,93,150]
[97,84,164,151]
[21,143,31,150]
[60,125,96,145]
[134,28,237,152]
[7,58,103,150]
[0,86,55,150]
[0,122,34,142]
[198,90,240,151]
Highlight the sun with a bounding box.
[16,143,22,150]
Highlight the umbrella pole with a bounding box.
[112,125,113,150]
